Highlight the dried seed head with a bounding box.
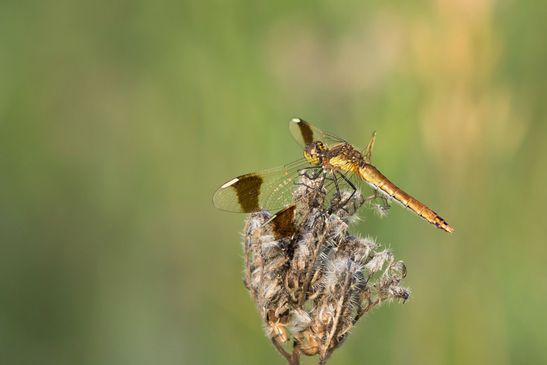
[364,250,393,274]
[260,235,281,254]
[372,203,390,218]
[327,214,349,240]
[288,309,312,334]
[323,257,351,294]
[241,173,410,363]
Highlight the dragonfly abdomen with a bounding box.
[358,165,454,233]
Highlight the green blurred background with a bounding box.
[1,0,546,364]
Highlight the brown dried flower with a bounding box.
[242,173,410,365]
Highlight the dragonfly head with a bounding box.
[304,141,327,166]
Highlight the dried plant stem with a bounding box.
[291,343,301,365]
[320,263,352,363]
[271,338,298,365]
[298,218,327,306]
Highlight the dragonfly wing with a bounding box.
[289,118,345,147]
[213,159,311,213]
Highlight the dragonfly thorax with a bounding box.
[325,143,366,173]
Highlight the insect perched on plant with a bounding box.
[213,118,454,233]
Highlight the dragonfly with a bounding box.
[213,118,454,233]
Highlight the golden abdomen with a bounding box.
[358,164,454,233]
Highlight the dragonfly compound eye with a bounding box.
[316,141,327,152]
[304,142,323,166]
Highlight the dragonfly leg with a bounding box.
[336,172,358,213]
[295,167,325,190]
[325,172,357,214]
[301,166,323,180]
[324,173,342,214]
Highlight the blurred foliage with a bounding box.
[1,0,546,364]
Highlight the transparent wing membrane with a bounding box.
[213,159,311,213]
[289,118,345,147]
